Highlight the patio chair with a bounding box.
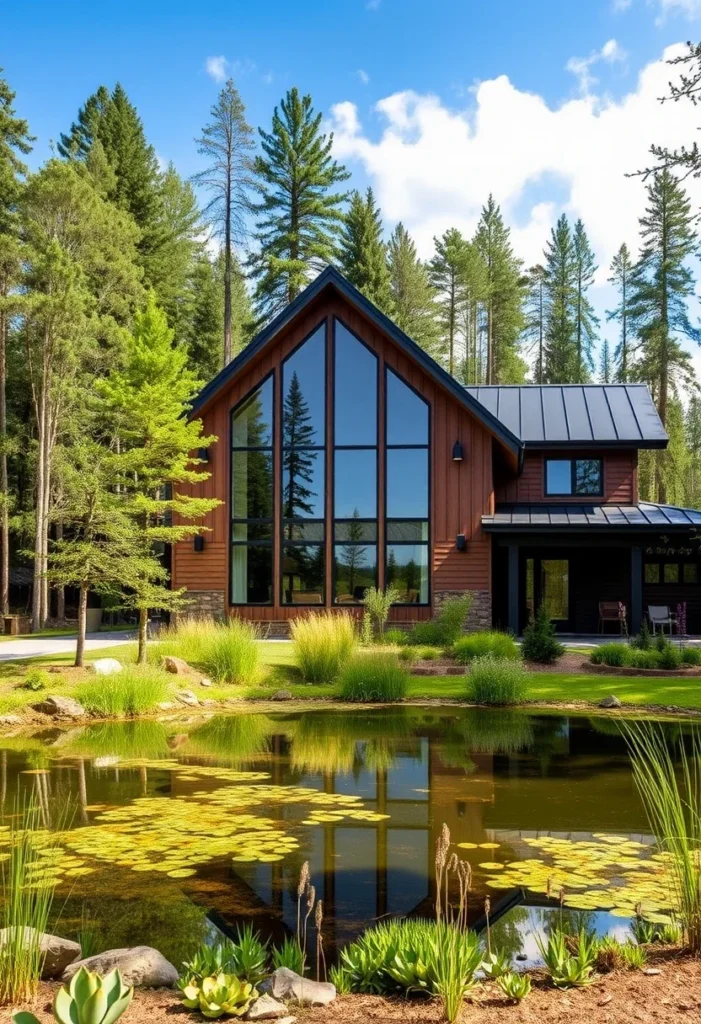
[598,601,626,634]
[648,605,677,635]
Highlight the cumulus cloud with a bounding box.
[566,38,627,95]
[205,56,228,82]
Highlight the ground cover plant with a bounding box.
[338,652,409,702]
[290,612,356,682]
[453,631,519,664]
[468,657,528,705]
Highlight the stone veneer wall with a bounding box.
[433,589,492,633]
[174,590,226,623]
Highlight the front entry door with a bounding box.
[524,556,571,631]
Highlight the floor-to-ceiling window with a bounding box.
[385,368,430,605]
[333,320,378,603]
[230,376,274,604]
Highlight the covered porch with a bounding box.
[484,502,701,637]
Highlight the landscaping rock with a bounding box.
[62,946,178,988]
[157,701,176,711]
[270,968,335,1006]
[246,993,288,1019]
[270,690,293,701]
[163,656,192,675]
[176,689,199,707]
[33,695,85,719]
[599,695,622,709]
[201,698,217,706]
[200,677,212,687]
[91,658,122,676]
[0,927,81,979]
[0,714,22,726]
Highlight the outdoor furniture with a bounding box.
[648,605,677,635]
[598,601,626,634]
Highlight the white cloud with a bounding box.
[205,55,228,82]
[613,0,633,10]
[656,0,701,18]
[357,69,370,85]
[566,38,627,95]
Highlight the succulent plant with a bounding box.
[179,973,257,1018]
[497,970,532,1001]
[13,967,133,1024]
[480,948,511,980]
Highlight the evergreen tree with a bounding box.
[429,227,469,375]
[686,395,701,509]
[599,339,613,383]
[456,242,487,383]
[543,214,578,383]
[645,43,701,180]
[522,264,547,383]
[250,88,349,318]
[153,163,203,337]
[282,372,317,522]
[181,251,252,380]
[572,218,599,379]
[339,188,393,315]
[193,79,254,365]
[387,223,439,356]
[473,196,526,383]
[606,243,634,381]
[0,69,32,616]
[629,170,699,502]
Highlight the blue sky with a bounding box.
[4,0,701,369]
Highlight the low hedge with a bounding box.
[590,640,700,671]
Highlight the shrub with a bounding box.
[468,657,528,706]
[22,668,50,691]
[405,593,473,647]
[290,612,356,683]
[590,643,630,667]
[338,653,409,703]
[627,649,662,670]
[521,605,564,664]
[361,587,401,641]
[631,620,652,650]
[383,628,406,647]
[76,666,169,717]
[655,633,670,653]
[417,646,441,661]
[157,617,261,684]
[659,644,682,670]
[682,647,701,666]
[398,647,418,664]
[453,631,519,664]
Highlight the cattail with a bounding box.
[315,899,324,930]
[448,852,459,873]
[485,896,492,955]
[298,861,310,897]
[315,899,325,982]
[307,883,316,913]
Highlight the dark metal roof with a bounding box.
[482,502,701,532]
[191,266,524,459]
[464,385,667,449]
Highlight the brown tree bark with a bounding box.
[137,605,148,664]
[75,584,87,668]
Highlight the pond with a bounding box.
[0,706,684,966]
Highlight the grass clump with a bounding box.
[361,587,401,642]
[453,631,519,664]
[338,653,409,703]
[405,593,473,647]
[290,612,356,683]
[76,665,169,717]
[681,647,701,666]
[591,643,630,667]
[468,657,528,706]
[521,605,564,664]
[159,617,261,684]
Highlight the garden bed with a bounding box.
[589,662,701,677]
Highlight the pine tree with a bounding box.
[193,79,254,366]
[686,395,701,508]
[0,69,32,617]
[473,196,526,383]
[387,223,439,356]
[572,218,599,379]
[457,242,487,383]
[522,264,547,383]
[645,43,701,179]
[543,214,578,383]
[152,163,203,336]
[629,170,699,502]
[599,339,613,383]
[606,243,634,381]
[181,251,253,380]
[339,188,393,315]
[429,228,469,375]
[282,372,317,522]
[250,88,349,318]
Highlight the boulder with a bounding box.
[163,656,192,675]
[0,927,81,979]
[157,701,176,711]
[270,690,293,702]
[246,993,288,1019]
[91,658,122,676]
[62,946,178,988]
[33,695,85,719]
[176,690,199,707]
[200,677,212,687]
[0,714,22,726]
[599,695,622,709]
[270,968,335,1006]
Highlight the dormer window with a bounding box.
[545,458,602,497]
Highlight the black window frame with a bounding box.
[544,457,603,497]
[229,373,275,607]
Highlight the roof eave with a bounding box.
[523,439,668,451]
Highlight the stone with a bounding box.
[163,656,192,675]
[91,658,122,676]
[599,695,622,709]
[270,968,336,1006]
[0,714,22,726]
[0,927,81,979]
[643,968,662,976]
[200,677,212,687]
[246,993,288,1019]
[62,946,178,988]
[201,699,217,706]
[176,689,199,707]
[277,1019,297,1024]
[157,701,176,711]
[270,690,293,701]
[33,695,85,719]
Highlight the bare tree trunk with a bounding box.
[31,366,47,633]
[75,585,87,668]
[137,606,148,664]
[40,424,51,625]
[224,170,232,367]
[55,520,65,622]
[0,307,9,618]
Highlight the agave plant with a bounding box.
[179,973,257,1018]
[13,967,133,1024]
[480,948,511,980]
[385,947,433,994]
[497,971,531,1002]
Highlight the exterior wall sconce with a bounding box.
[193,535,205,553]
[198,447,210,462]
[456,533,467,552]
[452,441,464,462]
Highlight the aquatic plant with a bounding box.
[468,657,528,706]
[75,666,169,717]
[14,967,134,1024]
[453,631,519,664]
[156,618,261,684]
[521,605,564,664]
[179,973,257,1018]
[337,652,409,702]
[404,593,473,647]
[624,722,701,951]
[361,586,401,640]
[497,970,531,1001]
[290,612,356,682]
[272,936,305,975]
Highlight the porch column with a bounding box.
[507,545,519,636]
[630,545,642,636]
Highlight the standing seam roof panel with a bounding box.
[582,388,618,440]
[605,387,643,441]
[560,388,592,442]
[540,387,568,442]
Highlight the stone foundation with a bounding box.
[433,589,492,633]
[175,590,226,623]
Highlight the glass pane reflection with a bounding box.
[283,324,326,447]
[334,321,377,446]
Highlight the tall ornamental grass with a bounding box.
[624,723,701,952]
[76,665,169,717]
[290,612,356,683]
[157,617,261,684]
[468,657,528,706]
[337,653,409,702]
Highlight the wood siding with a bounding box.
[495,450,638,505]
[172,290,496,621]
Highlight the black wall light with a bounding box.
[456,533,467,552]
[193,535,205,553]
[452,441,464,462]
[198,447,210,462]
